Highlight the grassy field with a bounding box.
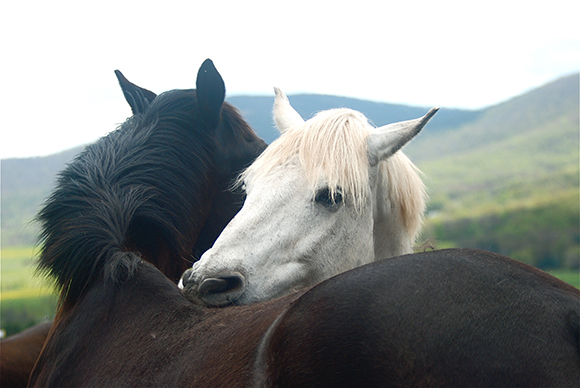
[1,246,57,335]
[1,245,578,336]
[546,269,580,289]
[1,246,54,295]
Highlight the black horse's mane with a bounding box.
[36,82,259,305]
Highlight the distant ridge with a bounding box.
[228,94,480,144]
[407,72,579,162]
[1,146,83,195]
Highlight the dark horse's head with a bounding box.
[36,59,267,309]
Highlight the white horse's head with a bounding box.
[180,88,438,306]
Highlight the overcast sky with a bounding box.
[1,0,578,159]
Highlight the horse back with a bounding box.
[255,248,580,388]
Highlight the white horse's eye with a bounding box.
[314,187,343,209]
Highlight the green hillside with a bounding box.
[406,73,579,270]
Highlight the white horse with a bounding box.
[180,88,438,306]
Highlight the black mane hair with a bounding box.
[36,60,266,306]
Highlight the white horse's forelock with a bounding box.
[241,108,370,211]
[241,107,426,231]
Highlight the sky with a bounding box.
[1,0,578,159]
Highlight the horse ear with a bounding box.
[196,59,226,128]
[114,70,157,115]
[273,87,305,133]
[367,108,439,166]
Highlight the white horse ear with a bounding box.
[367,107,439,166]
[273,87,305,133]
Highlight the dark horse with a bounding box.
[0,59,266,388]
[30,247,578,387]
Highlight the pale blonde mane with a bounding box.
[241,108,426,237]
[380,152,427,240]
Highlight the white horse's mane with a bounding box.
[381,152,426,239]
[241,108,426,236]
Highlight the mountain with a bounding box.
[1,147,84,246]
[2,74,578,270]
[407,73,579,162]
[408,73,578,212]
[407,73,579,269]
[227,94,479,144]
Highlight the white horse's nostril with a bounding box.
[198,273,245,297]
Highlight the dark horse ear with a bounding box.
[114,70,157,115]
[196,59,226,128]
